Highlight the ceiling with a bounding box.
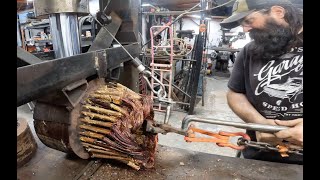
[142,0,234,10]
[17,0,34,12]
[141,0,234,16]
[17,0,232,15]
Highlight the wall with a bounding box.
[89,0,100,16]
[174,18,223,50]
[140,15,252,57]
[178,18,253,49]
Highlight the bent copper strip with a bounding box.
[81,111,117,122]
[80,118,114,128]
[83,104,123,117]
[79,124,111,135]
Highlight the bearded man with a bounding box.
[220,0,303,164]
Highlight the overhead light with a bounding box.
[27,0,34,5]
[191,15,201,18]
[141,3,156,8]
[189,15,211,20]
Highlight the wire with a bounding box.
[188,0,235,14]
[142,0,235,47]
[90,14,135,60]
[103,0,112,13]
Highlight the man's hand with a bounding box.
[274,118,303,147]
[255,119,283,146]
[256,131,283,146]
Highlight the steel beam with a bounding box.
[17,47,43,67]
[17,43,139,106]
[88,11,122,52]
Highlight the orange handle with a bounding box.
[184,127,251,150]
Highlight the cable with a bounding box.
[187,0,234,14]
[103,0,112,13]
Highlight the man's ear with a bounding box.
[270,6,286,19]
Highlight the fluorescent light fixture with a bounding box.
[141,3,151,7]
[27,0,34,5]
[191,15,201,18]
[189,15,211,20]
[141,3,156,8]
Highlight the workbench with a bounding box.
[17,143,302,180]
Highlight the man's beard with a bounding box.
[249,18,293,60]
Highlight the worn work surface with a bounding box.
[18,144,302,180]
[89,145,302,180]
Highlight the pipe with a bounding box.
[181,115,288,133]
[49,13,81,58]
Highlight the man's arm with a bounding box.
[227,89,283,144]
[227,89,274,125]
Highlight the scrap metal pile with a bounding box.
[78,82,158,170]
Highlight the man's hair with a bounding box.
[282,5,303,48]
[249,4,303,60]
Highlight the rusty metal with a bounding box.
[146,122,187,136]
[34,120,73,153]
[32,79,106,159]
[17,46,43,67]
[62,79,88,109]
[33,102,71,124]
[17,43,139,107]
[101,0,141,43]
[33,0,89,17]
[88,11,122,52]
[94,50,108,78]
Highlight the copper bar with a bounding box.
[81,111,117,122]
[89,94,122,104]
[79,131,105,140]
[79,124,111,135]
[83,105,123,117]
[86,148,128,157]
[80,118,114,128]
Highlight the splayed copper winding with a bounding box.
[78,82,158,170]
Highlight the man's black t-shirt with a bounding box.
[228,39,303,164]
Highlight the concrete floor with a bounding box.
[17,75,244,159]
[155,75,245,157]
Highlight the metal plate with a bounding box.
[90,145,303,180]
[34,0,89,17]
